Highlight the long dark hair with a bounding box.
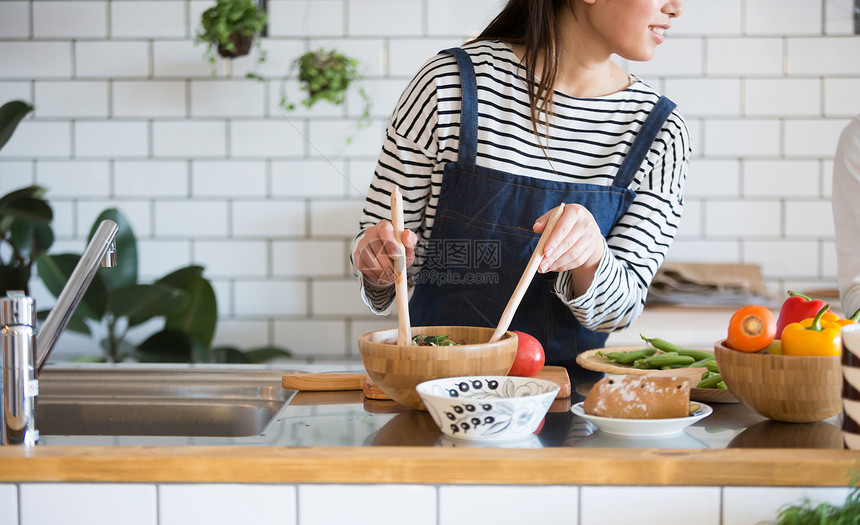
[470,0,571,141]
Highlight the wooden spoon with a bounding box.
[391,187,412,346]
[489,204,565,343]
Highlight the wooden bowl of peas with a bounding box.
[358,326,518,410]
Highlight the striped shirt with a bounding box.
[355,40,691,333]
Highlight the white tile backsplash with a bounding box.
[229,120,306,157]
[272,240,346,276]
[312,279,375,316]
[299,484,436,525]
[19,483,157,525]
[0,121,72,158]
[75,121,149,158]
[426,0,503,38]
[704,119,781,157]
[722,486,850,525]
[673,0,742,36]
[784,118,853,157]
[744,240,822,277]
[152,41,214,77]
[155,200,229,237]
[191,160,267,197]
[347,0,422,37]
[0,0,856,360]
[34,81,109,118]
[33,1,107,39]
[190,80,266,117]
[438,485,578,525]
[272,159,349,197]
[824,78,860,115]
[0,484,17,525]
[580,486,720,525]
[743,160,821,197]
[194,240,269,277]
[159,484,296,525]
[234,280,307,316]
[0,2,30,39]
[114,160,189,197]
[745,0,823,35]
[153,121,227,157]
[787,37,860,75]
[3,482,855,525]
[0,161,34,194]
[704,200,781,237]
[35,160,111,198]
[113,81,187,118]
[267,0,346,38]
[744,79,821,117]
[111,1,187,39]
[0,42,72,77]
[274,319,348,356]
[785,200,836,237]
[232,200,306,237]
[706,38,783,76]
[665,78,741,117]
[75,41,150,78]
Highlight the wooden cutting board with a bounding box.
[282,366,571,400]
[362,365,571,401]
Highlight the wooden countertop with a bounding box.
[0,446,857,486]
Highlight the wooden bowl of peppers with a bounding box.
[714,292,845,423]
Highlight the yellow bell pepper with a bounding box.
[781,304,842,357]
[818,307,860,327]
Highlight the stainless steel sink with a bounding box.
[34,365,296,443]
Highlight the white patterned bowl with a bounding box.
[416,376,559,442]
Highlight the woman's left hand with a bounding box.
[533,203,605,274]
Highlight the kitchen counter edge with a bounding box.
[0,446,856,486]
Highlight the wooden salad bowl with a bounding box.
[714,339,841,423]
[358,326,517,410]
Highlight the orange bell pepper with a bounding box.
[780,304,841,357]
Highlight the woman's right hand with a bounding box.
[353,220,417,286]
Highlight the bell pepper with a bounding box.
[780,304,841,357]
[775,290,830,338]
[815,307,860,327]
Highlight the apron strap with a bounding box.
[613,95,676,189]
[442,47,478,165]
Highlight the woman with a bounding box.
[351,0,690,382]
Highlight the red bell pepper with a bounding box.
[775,290,830,338]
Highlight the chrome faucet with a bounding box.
[1,219,118,445]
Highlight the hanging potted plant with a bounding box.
[195,0,268,68]
[280,49,372,129]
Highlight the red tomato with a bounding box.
[508,331,545,377]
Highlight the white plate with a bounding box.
[571,402,713,437]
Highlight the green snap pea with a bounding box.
[600,348,657,364]
[696,373,725,389]
[705,360,720,373]
[689,356,717,368]
[644,352,696,367]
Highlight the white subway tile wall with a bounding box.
[0,484,17,525]
[158,484,297,525]
[0,0,857,361]
[6,483,851,525]
[18,483,158,525]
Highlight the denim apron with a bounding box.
[410,47,676,383]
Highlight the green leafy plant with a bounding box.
[195,0,268,74]
[280,49,372,130]
[776,477,859,524]
[37,208,290,364]
[0,100,54,297]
